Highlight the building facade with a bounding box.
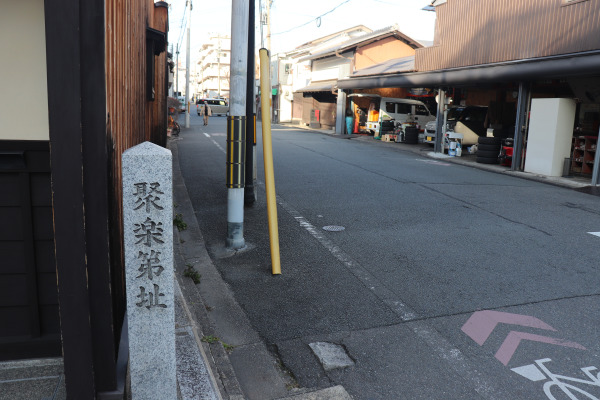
[197,34,231,98]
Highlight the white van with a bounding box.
[350,95,435,134]
[177,96,186,112]
[196,98,229,116]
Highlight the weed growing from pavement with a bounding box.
[183,264,201,284]
[201,335,219,344]
[174,213,187,231]
[201,335,235,353]
[222,343,235,353]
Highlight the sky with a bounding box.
[168,0,436,62]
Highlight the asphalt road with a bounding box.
[177,114,600,400]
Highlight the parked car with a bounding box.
[177,96,186,113]
[196,98,229,116]
[349,94,436,135]
[424,105,488,146]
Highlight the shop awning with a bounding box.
[296,79,337,93]
[338,50,600,89]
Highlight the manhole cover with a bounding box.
[309,342,354,371]
[322,225,345,232]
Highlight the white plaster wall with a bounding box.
[525,98,576,177]
[0,0,49,140]
[279,85,292,122]
[312,57,350,82]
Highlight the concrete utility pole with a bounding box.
[217,37,222,98]
[245,0,256,205]
[266,0,272,51]
[185,0,192,128]
[226,0,249,249]
[258,0,265,48]
[175,50,180,97]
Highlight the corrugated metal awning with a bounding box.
[296,80,337,93]
[338,50,600,89]
[352,56,415,77]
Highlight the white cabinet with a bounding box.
[524,98,576,177]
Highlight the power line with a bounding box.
[176,2,189,54]
[271,0,352,35]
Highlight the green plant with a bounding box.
[201,335,236,353]
[174,213,187,231]
[201,335,220,344]
[222,342,236,353]
[183,264,201,284]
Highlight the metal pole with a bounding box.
[245,0,256,206]
[512,82,530,171]
[185,0,191,128]
[434,90,445,153]
[592,126,600,186]
[226,0,249,250]
[260,48,281,275]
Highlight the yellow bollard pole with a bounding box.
[259,48,281,275]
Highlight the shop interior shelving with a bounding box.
[571,136,598,175]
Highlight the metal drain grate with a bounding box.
[322,225,345,232]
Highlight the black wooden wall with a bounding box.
[0,141,61,360]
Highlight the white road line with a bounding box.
[263,186,503,399]
[285,203,417,321]
[208,137,226,154]
[588,232,600,237]
[202,132,226,153]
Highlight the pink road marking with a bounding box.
[495,331,586,365]
[461,310,556,346]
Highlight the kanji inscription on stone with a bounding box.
[122,142,176,399]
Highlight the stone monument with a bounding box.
[122,142,176,399]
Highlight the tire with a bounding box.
[476,156,499,164]
[477,143,502,152]
[381,121,395,129]
[405,128,419,144]
[478,137,502,145]
[476,149,500,158]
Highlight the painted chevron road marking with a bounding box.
[588,232,600,238]
[462,311,586,366]
[494,331,585,366]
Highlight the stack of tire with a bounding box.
[476,137,502,164]
[380,120,395,138]
[404,127,419,144]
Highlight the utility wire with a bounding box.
[271,0,352,35]
[176,2,189,54]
